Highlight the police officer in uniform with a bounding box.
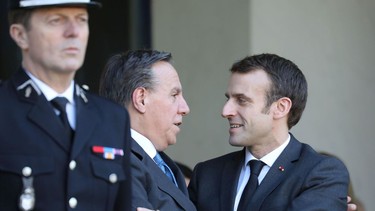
[0,1,131,210]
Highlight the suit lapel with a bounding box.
[248,136,302,210]
[13,70,71,152]
[160,152,188,195]
[131,140,193,210]
[152,152,191,209]
[70,86,99,158]
[220,149,244,211]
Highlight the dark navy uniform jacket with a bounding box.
[0,69,131,211]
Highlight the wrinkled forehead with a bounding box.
[152,61,179,79]
[151,61,183,90]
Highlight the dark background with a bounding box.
[0,0,151,93]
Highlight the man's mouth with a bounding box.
[230,124,243,128]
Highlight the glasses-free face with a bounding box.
[222,70,275,149]
[143,61,190,151]
[13,7,89,80]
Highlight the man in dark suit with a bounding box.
[188,53,350,211]
[0,1,131,210]
[99,50,196,211]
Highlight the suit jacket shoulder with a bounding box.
[259,135,349,211]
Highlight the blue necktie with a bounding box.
[154,153,178,187]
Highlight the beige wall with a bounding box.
[153,0,375,209]
[152,0,250,164]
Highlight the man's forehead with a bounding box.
[28,6,88,23]
[227,72,270,95]
[32,6,88,14]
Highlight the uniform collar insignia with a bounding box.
[17,79,42,98]
[75,84,88,103]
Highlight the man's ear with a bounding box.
[132,87,147,113]
[273,97,292,119]
[9,24,29,50]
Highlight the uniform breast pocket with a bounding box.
[0,154,54,177]
[0,154,54,210]
[91,159,126,184]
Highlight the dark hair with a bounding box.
[99,49,172,107]
[230,53,308,129]
[8,9,34,30]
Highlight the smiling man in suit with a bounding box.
[188,53,350,211]
[100,50,196,211]
[0,1,131,210]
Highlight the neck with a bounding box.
[248,129,289,159]
[22,61,76,94]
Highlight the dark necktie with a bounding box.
[51,97,73,139]
[154,153,178,187]
[237,160,265,210]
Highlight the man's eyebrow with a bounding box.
[226,93,246,98]
[232,93,253,102]
[172,87,182,93]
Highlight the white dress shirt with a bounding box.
[233,134,291,211]
[131,129,157,161]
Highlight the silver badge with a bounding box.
[19,177,35,211]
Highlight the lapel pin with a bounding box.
[278,166,285,171]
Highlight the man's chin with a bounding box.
[167,135,177,146]
[168,139,177,146]
[229,139,245,147]
[61,58,84,71]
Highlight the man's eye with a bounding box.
[237,98,246,103]
[49,18,61,24]
[78,17,88,23]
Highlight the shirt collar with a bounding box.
[244,134,291,168]
[25,71,75,104]
[131,129,157,159]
